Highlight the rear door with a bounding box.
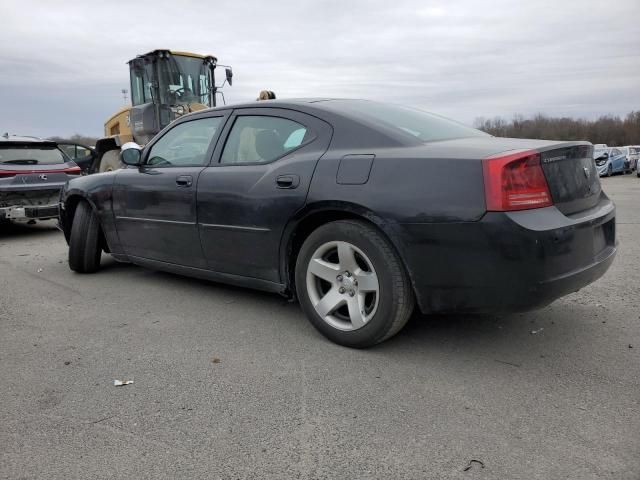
[197,108,332,283]
[112,114,227,267]
[58,143,96,174]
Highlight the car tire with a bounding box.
[607,165,612,177]
[98,150,123,173]
[68,201,102,273]
[295,220,414,348]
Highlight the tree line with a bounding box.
[474,111,640,146]
[49,134,99,146]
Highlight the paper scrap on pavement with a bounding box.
[114,379,134,387]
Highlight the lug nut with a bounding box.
[349,290,355,297]
[346,272,352,277]
[354,280,358,286]
[337,275,343,282]
[339,287,346,294]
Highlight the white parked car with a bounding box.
[617,146,640,172]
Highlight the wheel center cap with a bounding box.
[340,275,356,290]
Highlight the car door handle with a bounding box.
[176,175,193,187]
[276,174,299,189]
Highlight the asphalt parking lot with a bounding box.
[1,175,638,479]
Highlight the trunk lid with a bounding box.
[422,137,600,216]
[538,144,600,215]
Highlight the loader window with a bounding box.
[159,55,213,107]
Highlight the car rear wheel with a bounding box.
[295,220,414,348]
[68,201,102,273]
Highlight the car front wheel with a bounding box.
[68,201,102,273]
[295,220,414,348]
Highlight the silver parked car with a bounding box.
[618,146,640,173]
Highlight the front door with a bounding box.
[197,108,332,283]
[113,115,226,267]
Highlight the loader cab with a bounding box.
[128,50,227,144]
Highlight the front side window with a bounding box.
[147,117,222,167]
[221,116,308,164]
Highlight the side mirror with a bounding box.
[120,142,142,166]
[225,68,233,86]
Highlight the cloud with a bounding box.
[0,0,638,137]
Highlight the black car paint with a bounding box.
[59,100,616,314]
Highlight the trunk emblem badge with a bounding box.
[583,167,590,179]
[38,174,47,180]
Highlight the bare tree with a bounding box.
[475,112,640,145]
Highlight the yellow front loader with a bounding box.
[91,49,232,173]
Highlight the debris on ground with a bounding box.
[530,328,544,334]
[211,357,221,364]
[114,379,134,387]
[463,459,485,472]
[629,344,633,349]
[494,359,521,368]
[64,361,71,365]
[37,268,43,273]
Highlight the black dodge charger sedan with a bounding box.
[59,99,616,347]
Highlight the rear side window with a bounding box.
[220,116,308,164]
[323,100,489,143]
[0,144,66,165]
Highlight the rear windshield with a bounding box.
[0,144,66,165]
[324,100,490,142]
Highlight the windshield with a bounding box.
[323,100,490,142]
[0,144,66,165]
[159,55,212,107]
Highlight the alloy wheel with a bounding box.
[305,241,380,331]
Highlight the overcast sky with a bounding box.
[0,0,638,138]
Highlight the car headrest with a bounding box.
[255,129,283,161]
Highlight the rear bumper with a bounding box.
[0,184,64,221]
[399,195,616,314]
[0,204,59,220]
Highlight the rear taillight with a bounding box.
[482,150,552,211]
[63,166,82,175]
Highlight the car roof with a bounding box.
[0,134,50,143]
[220,98,335,110]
